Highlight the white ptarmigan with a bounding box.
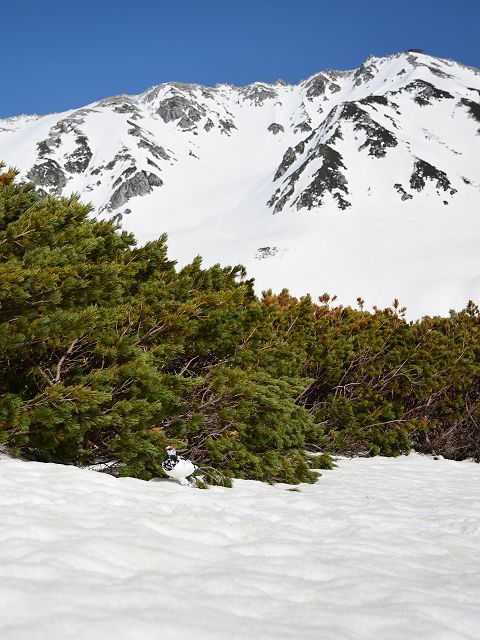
[161,446,198,486]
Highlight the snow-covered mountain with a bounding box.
[1,51,480,317]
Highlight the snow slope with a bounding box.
[1,453,479,639]
[1,51,480,317]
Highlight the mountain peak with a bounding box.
[0,52,479,317]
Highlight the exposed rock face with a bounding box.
[353,61,377,87]
[255,246,279,259]
[340,102,398,157]
[305,75,327,98]
[104,148,135,172]
[268,123,284,135]
[460,98,480,131]
[303,74,343,99]
[240,84,277,105]
[37,137,61,158]
[137,139,170,160]
[410,160,456,194]
[98,96,142,119]
[294,144,350,211]
[157,95,205,127]
[219,119,236,134]
[387,80,454,106]
[269,142,350,213]
[64,136,92,173]
[410,81,454,106]
[294,120,313,134]
[156,95,191,122]
[127,121,171,160]
[274,146,298,181]
[110,171,163,209]
[114,102,140,115]
[360,95,390,107]
[394,183,413,201]
[27,160,67,194]
[268,96,399,213]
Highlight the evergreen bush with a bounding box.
[1,164,479,486]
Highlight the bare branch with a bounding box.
[53,338,80,384]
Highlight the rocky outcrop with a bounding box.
[410,160,456,194]
[156,95,205,128]
[219,119,236,134]
[294,145,350,211]
[304,75,327,98]
[137,139,170,160]
[157,95,191,122]
[274,146,298,181]
[98,96,141,119]
[255,246,279,259]
[127,121,171,160]
[389,80,454,106]
[64,136,92,173]
[460,98,480,131]
[411,81,454,106]
[240,84,277,105]
[394,183,413,201]
[27,160,67,194]
[269,142,350,213]
[304,74,342,99]
[339,102,398,157]
[294,120,313,134]
[90,147,135,175]
[37,136,61,158]
[30,112,95,182]
[268,123,284,135]
[353,61,377,87]
[110,170,163,209]
[360,95,390,107]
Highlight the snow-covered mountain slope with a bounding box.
[1,453,479,640]
[1,51,480,317]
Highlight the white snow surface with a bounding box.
[1,51,480,318]
[1,453,479,639]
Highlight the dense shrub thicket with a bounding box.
[0,165,479,483]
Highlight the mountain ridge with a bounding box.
[1,50,479,317]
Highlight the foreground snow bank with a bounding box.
[1,454,479,640]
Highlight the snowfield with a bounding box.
[1,454,479,639]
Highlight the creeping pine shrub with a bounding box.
[0,166,319,483]
[1,164,479,485]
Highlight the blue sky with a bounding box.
[2,0,479,118]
